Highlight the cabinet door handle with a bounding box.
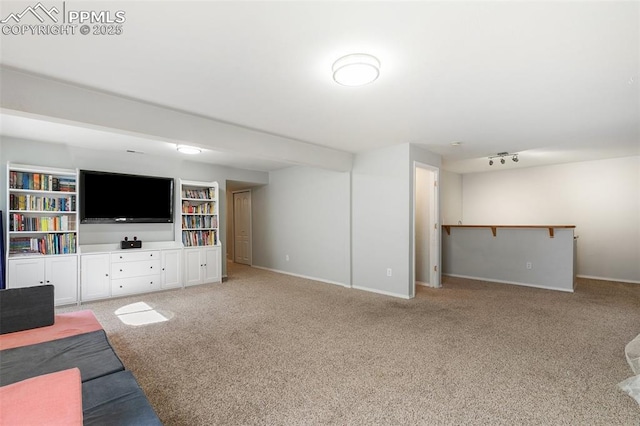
[162,268,165,271]
[150,281,153,285]
[46,280,50,283]
[39,281,44,284]
[120,269,123,272]
[150,266,153,269]
[119,256,123,259]
[119,285,123,288]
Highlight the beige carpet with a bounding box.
[59,263,640,425]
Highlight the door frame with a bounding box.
[232,189,252,266]
[411,161,440,298]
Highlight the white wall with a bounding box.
[443,227,576,291]
[440,170,463,225]
[352,144,411,297]
[351,144,441,298]
[251,166,351,286]
[0,136,269,277]
[461,156,640,283]
[250,144,442,298]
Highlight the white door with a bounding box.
[430,173,440,288]
[81,254,111,301]
[8,257,45,288]
[183,248,203,286]
[203,247,221,283]
[415,167,432,286]
[161,249,182,289]
[233,191,252,265]
[413,163,441,297]
[46,256,78,305]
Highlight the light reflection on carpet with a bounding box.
[115,302,172,326]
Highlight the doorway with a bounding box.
[413,163,440,296]
[233,190,252,265]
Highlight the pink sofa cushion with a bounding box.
[0,310,102,350]
[0,368,83,425]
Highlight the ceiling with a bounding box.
[0,1,638,173]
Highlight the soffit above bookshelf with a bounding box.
[0,113,294,173]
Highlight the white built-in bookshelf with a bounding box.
[7,165,78,256]
[179,180,219,247]
[5,163,79,305]
[178,180,222,286]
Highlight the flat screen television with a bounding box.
[80,170,174,223]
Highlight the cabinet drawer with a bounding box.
[111,260,161,279]
[112,251,160,263]
[112,275,161,296]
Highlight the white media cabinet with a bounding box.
[79,241,221,303]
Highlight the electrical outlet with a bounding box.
[387,268,392,277]
[526,262,532,270]
[286,255,290,261]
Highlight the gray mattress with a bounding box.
[0,330,124,386]
[0,285,54,334]
[82,370,162,425]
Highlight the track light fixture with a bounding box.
[488,152,519,166]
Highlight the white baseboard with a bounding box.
[251,266,413,299]
[351,285,412,299]
[415,281,431,287]
[251,265,349,288]
[576,275,640,285]
[443,274,574,293]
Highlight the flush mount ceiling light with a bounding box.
[176,145,202,155]
[332,53,380,86]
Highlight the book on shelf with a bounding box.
[181,188,215,199]
[9,214,74,232]
[8,171,76,192]
[181,201,214,214]
[9,233,76,255]
[58,177,76,192]
[9,194,76,212]
[9,251,45,257]
[181,215,218,229]
[181,230,217,247]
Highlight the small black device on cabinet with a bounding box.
[120,236,142,249]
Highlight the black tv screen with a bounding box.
[80,170,174,223]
